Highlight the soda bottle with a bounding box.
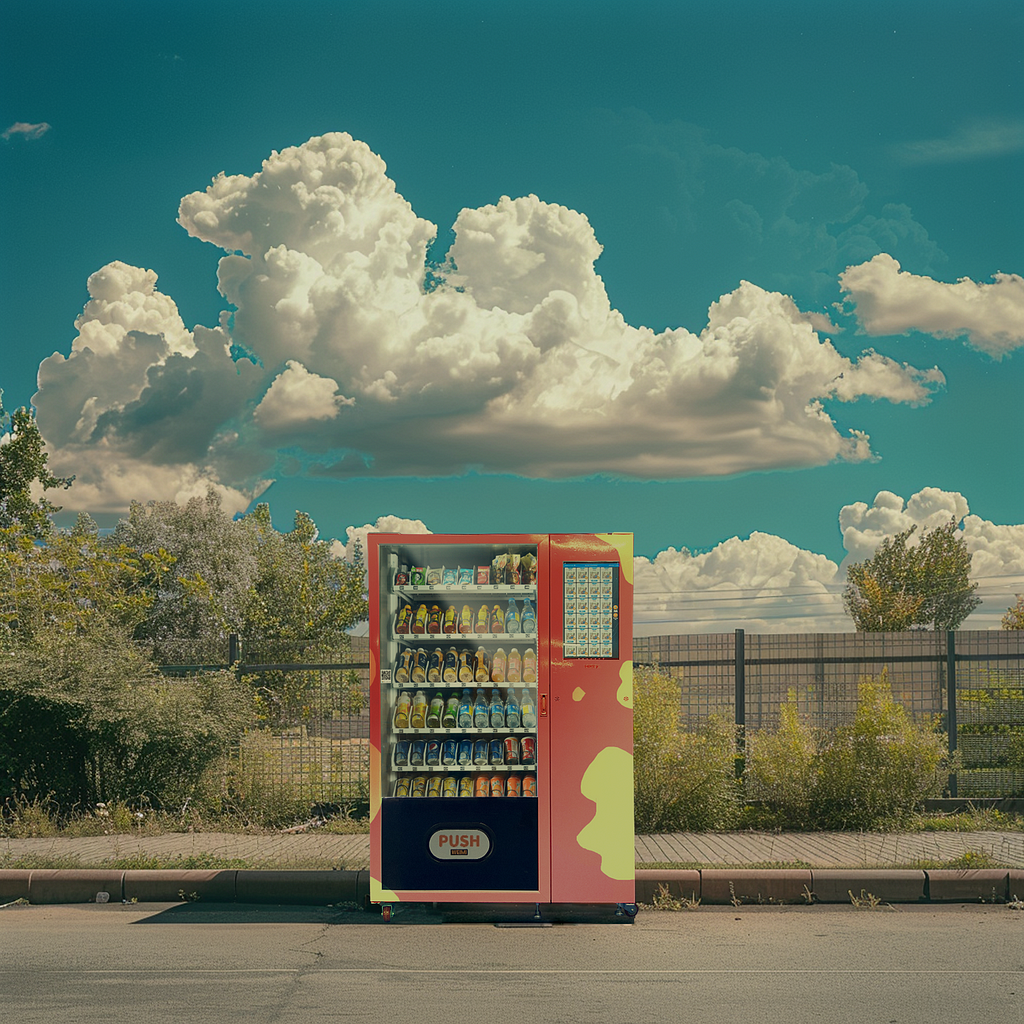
[426,691,444,729]
[410,690,428,729]
[521,688,537,729]
[507,647,521,683]
[457,688,473,728]
[505,598,521,633]
[393,691,411,729]
[521,598,536,633]
[490,647,506,683]
[522,647,537,683]
[473,688,489,728]
[443,647,459,683]
[489,688,505,728]
[442,694,459,729]
[505,687,520,728]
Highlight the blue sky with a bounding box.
[2,0,1022,631]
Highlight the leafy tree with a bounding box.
[843,517,980,631]
[1002,595,1024,630]
[0,395,73,542]
[0,524,172,649]
[111,491,366,664]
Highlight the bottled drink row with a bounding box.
[394,550,538,588]
[394,774,538,798]
[394,646,537,687]
[395,735,537,769]
[395,597,536,635]
[394,686,538,730]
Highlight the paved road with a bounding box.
[1,901,1021,1023]
[5,829,1023,868]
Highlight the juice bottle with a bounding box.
[507,647,521,683]
[427,648,443,682]
[427,604,442,634]
[411,648,427,684]
[395,605,412,634]
[473,688,489,728]
[522,646,537,683]
[520,598,536,633]
[458,604,473,634]
[458,650,475,683]
[505,687,520,728]
[393,691,412,729]
[505,598,520,633]
[443,647,459,683]
[490,647,506,683]
[521,688,537,729]
[474,604,490,633]
[442,605,457,633]
[489,688,505,728]
[412,603,428,634]
[442,694,459,729]
[426,691,444,729]
[474,647,490,683]
[410,690,428,729]
[490,603,505,633]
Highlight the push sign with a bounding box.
[429,828,491,861]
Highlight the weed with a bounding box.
[848,889,889,910]
[177,890,201,902]
[647,884,701,911]
[801,884,816,905]
[1008,894,1023,911]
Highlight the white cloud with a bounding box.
[35,134,952,511]
[331,515,433,566]
[892,117,1024,165]
[635,487,1024,634]
[254,360,352,432]
[3,121,51,141]
[840,253,1024,359]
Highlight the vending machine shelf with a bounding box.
[394,584,537,596]
[392,631,537,644]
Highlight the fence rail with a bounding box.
[161,630,1024,805]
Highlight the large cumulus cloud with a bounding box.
[35,132,953,506]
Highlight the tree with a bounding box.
[1003,595,1024,630]
[0,395,73,542]
[843,517,981,631]
[111,491,367,664]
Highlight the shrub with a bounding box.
[634,666,738,832]
[744,691,818,828]
[810,670,952,829]
[0,625,252,813]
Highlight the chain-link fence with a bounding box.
[633,630,1024,798]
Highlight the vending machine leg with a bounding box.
[381,904,393,923]
[616,903,639,918]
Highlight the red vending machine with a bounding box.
[368,533,635,919]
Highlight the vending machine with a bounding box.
[368,533,635,919]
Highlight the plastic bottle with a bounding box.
[490,603,505,633]
[441,694,459,729]
[410,690,428,729]
[507,647,521,683]
[505,598,520,633]
[490,647,507,683]
[489,688,505,729]
[521,687,537,729]
[522,646,537,683]
[393,691,412,729]
[505,687,521,728]
[426,691,444,729]
[473,687,489,728]
[520,598,536,633]
[457,688,473,728]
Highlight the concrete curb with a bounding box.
[4,868,1022,907]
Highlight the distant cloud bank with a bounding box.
[3,121,51,141]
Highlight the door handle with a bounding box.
[540,693,548,718]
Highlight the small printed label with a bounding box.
[380,669,392,685]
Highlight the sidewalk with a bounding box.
[4,830,1023,908]
[4,827,1023,869]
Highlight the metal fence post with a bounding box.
[228,632,240,667]
[946,630,958,798]
[735,628,746,777]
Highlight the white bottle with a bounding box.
[521,687,537,729]
[489,688,505,729]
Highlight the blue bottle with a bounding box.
[457,688,473,728]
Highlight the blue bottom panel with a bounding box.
[381,798,539,893]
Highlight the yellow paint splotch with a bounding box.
[573,687,586,702]
[595,533,633,582]
[576,746,634,881]
[617,661,633,710]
